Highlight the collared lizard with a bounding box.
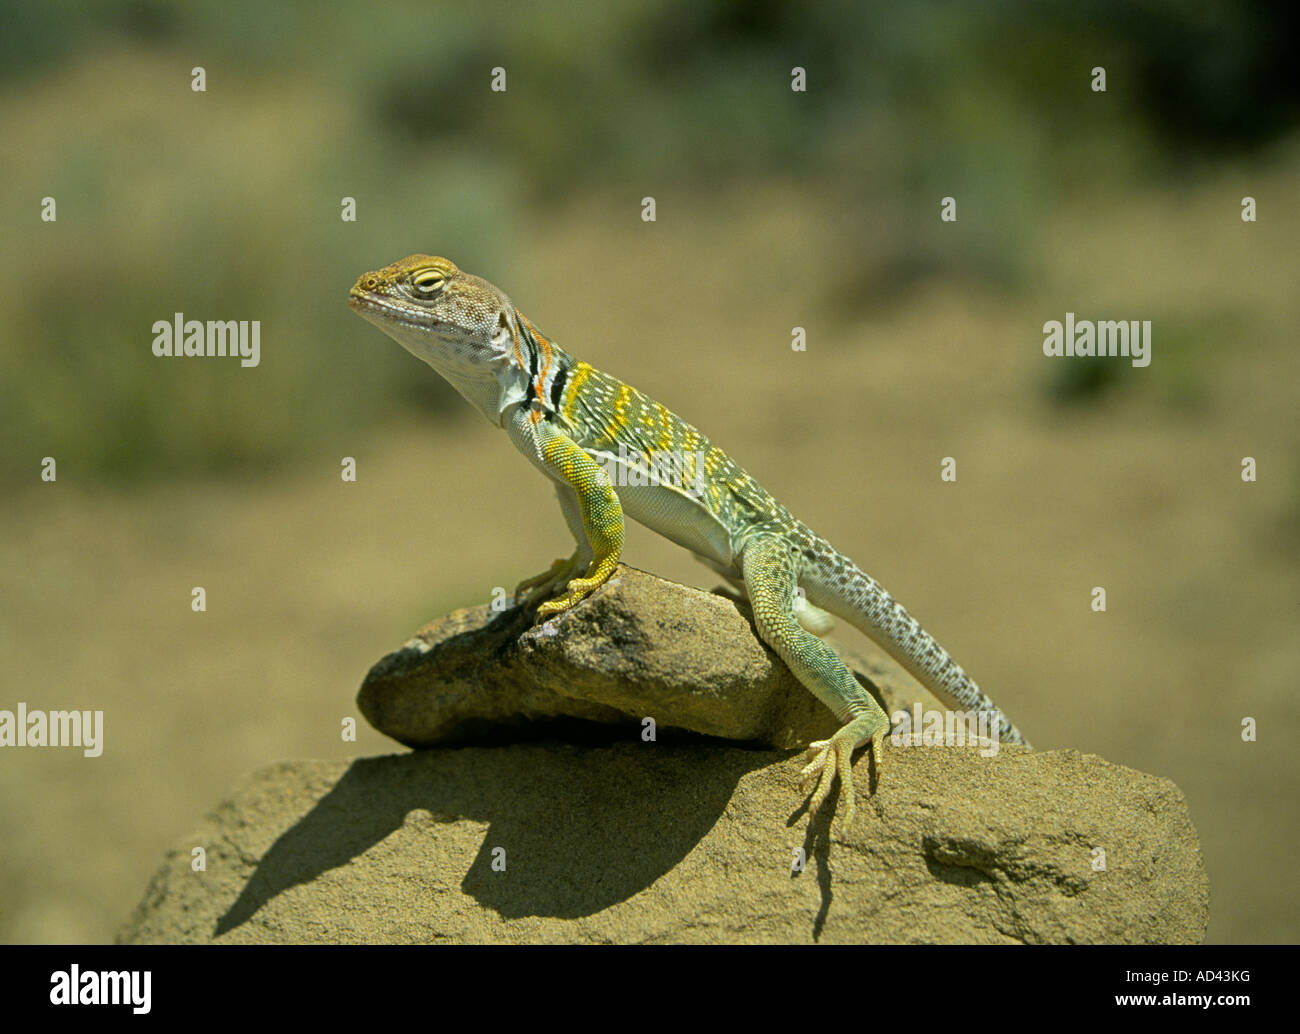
[350,255,1030,829]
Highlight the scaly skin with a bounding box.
[350,255,1030,831]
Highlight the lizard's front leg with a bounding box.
[531,421,624,620]
[513,485,594,605]
[513,551,583,605]
[742,535,889,829]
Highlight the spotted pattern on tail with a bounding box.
[797,532,1030,747]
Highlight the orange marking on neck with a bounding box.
[519,312,553,405]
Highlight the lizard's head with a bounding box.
[349,255,519,372]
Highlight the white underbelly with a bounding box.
[614,482,735,567]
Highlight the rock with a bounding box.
[357,564,942,750]
[121,566,1208,943]
[118,745,1208,944]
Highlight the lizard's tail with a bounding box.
[805,552,1031,747]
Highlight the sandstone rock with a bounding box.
[120,566,1208,943]
[357,564,941,750]
[118,745,1208,944]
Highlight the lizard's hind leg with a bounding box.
[697,555,836,637]
[741,535,888,828]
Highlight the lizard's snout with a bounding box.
[349,272,387,312]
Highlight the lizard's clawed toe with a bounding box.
[798,737,851,825]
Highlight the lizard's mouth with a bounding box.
[348,292,441,338]
[349,290,386,315]
[348,292,396,327]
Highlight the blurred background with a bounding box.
[1,0,1296,943]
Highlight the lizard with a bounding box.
[349,254,1031,829]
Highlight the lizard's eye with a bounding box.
[411,271,446,295]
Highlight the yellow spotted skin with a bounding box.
[560,361,594,423]
[350,255,1031,832]
[557,362,787,538]
[533,423,623,618]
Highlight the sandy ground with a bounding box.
[2,180,1296,944]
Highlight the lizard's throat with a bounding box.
[423,351,526,427]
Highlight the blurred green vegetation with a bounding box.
[1,0,1296,484]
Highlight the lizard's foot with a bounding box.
[535,572,608,619]
[535,552,620,620]
[798,723,886,829]
[513,554,583,606]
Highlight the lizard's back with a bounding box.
[554,356,802,571]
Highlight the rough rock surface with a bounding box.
[118,746,1208,944]
[357,564,942,750]
[120,565,1208,943]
